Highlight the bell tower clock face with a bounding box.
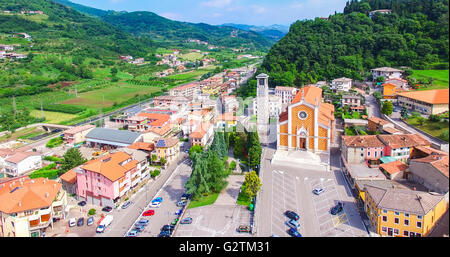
[258,78,265,86]
[298,111,308,120]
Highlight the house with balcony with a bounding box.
[215,113,238,131]
[0,177,67,237]
[341,135,386,167]
[63,124,95,145]
[154,138,180,165]
[377,134,430,163]
[275,86,298,106]
[189,122,214,148]
[3,152,42,178]
[75,151,139,207]
[119,148,150,184]
[371,67,404,81]
[331,77,352,92]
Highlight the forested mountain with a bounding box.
[260,0,449,87]
[53,0,273,50]
[222,23,289,41]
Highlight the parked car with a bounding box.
[161,224,175,232]
[158,231,171,237]
[177,200,187,207]
[77,217,84,227]
[285,211,299,221]
[180,217,193,224]
[126,230,138,237]
[87,216,94,226]
[68,218,76,227]
[77,201,86,207]
[313,187,325,195]
[237,225,251,233]
[102,206,113,213]
[143,210,155,216]
[286,219,300,230]
[181,193,192,201]
[175,209,183,216]
[149,201,161,208]
[134,225,145,232]
[287,228,302,237]
[138,219,149,225]
[121,201,132,209]
[152,197,163,203]
[330,202,343,215]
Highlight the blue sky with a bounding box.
[69,0,348,26]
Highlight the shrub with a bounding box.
[88,209,96,216]
[151,169,160,178]
[46,137,64,148]
[440,130,449,142]
[36,104,87,114]
[230,161,237,170]
[44,156,64,162]
[429,115,442,122]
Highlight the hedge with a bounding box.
[35,104,87,114]
[46,137,64,148]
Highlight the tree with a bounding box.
[151,154,157,165]
[401,106,409,118]
[233,136,244,159]
[242,171,262,199]
[111,67,118,77]
[248,145,262,171]
[209,132,227,159]
[60,148,87,174]
[160,157,167,168]
[376,76,385,83]
[417,116,426,126]
[373,91,382,100]
[189,145,203,159]
[381,101,394,116]
[428,114,442,122]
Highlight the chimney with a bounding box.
[45,192,49,198]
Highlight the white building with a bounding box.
[275,86,298,105]
[253,93,282,117]
[331,77,353,92]
[371,67,404,81]
[3,152,42,177]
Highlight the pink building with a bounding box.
[75,152,138,207]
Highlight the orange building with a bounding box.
[277,86,335,152]
[383,83,397,99]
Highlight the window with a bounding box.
[404,213,410,218]
[394,218,399,224]
[394,229,399,235]
[403,230,409,237]
[404,220,409,226]
[395,211,400,216]
[417,215,422,219]
[382,209,388,214]
[382,216,387,222]
[368,152,370,156]
[416,233,422,237]
[382,227,387,233]
[417,222,422,228]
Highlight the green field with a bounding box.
[179,52,203,62]
[61,83,161,108]
[405,116,449,142]
[30,110,77,124]
[411,70,449,91]
[188,193,220,209]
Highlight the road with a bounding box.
[96,152,189,237]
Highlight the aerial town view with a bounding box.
[0,0,448,248]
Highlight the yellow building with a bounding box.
[278,86,335,152]
[364,185,448,237]
[0,177,67,237]
[154,137,180,165]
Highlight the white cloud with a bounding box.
[200,0,232,8]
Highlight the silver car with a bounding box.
[313,187,325,195]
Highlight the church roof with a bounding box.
[291,86,322,106]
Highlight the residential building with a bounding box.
[379,160,409,181]
[364,185,448,237]
[215,113,238,130]
[119,148,150,185]
[169,82,201,97]
[0,177,67,237]
[383,83,398,99]
[275,86,298,105]
[369,9,392,18]
[3,152,42,178]
[331,77,352,92]
[189,122,214,148]
[154,138,180,164]
[278,86,335,152]
[341,94,362,107]
[409,154,449,194]
[59,169,77,195]
[385,78,409,90]
[253,95,283,117]
[341,135,386,166]
[75,151,139,207]
[127,142,155,155]
[371,67,403,81]
[222,95,240,113]
[85,128,142,149]
[63,125,96,145]
[367,117,395,133]
[377,134,430,163]
[397,89,449,115]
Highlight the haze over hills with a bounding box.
[222,23,290,41]
[54,0,274,50]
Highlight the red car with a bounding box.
[143,210,155,216]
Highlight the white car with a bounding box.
[149,201,161,208]
[313,187,325,195]
[68,218,76,227]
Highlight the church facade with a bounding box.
[277,86,335,152]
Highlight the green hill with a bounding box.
[260,0,449,86]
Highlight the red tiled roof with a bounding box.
[81,152,136,182]
[59,169,77,184]
[378,134,429,149]
[127,142,155,152]
[342,135,385,148]
[291,86,322,106]
[64,125,95,135]
[380,160,409,175]
[411,155,449,178]
[368,116,391,126]
[397,89,449,105]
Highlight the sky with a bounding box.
[69,0,348,26]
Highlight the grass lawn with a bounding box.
[179,52,203,62]
[236,191,251,206]
[405,116,449,142]
[411,70,449,91]
[188,193,220,209]
[61,84,161,108]
[30,110,77,124]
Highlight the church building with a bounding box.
[277,86,335,152]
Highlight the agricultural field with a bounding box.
[405,116,449,142]
[410,70,449,91]
[0,127,45,143]
[167,66,216,81]
[179,52,204,62]
[30,110,77,124]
